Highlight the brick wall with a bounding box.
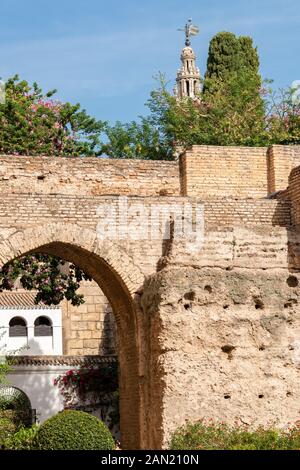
[0,155,179,196]
[180,146,268,198]
[180,145,300,198]
[2,146,300,201]
[62,280,116,356]
[0,194,291,233]
[204,198,291,228]
[268,145,300,194]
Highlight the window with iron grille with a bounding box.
[9,317,27,337]
[34,316,53,336]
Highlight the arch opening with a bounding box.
[0,232,147,450]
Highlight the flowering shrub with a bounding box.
[0,75,105,157]
[54,364,118,406]
[0,75,105,305]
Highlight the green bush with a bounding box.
[0,416,17,446]
[34,410,115,450]
[0,409,26,446]
[170,420,300,450]
[3,425,39,450]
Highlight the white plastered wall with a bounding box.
[0,308,62,355]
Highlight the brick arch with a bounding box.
[0,222,147,449]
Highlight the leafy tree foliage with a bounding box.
[204,32,261,84]
[0,255,91,306]
[0,75,105,156]
[265,86,300,145]
[202,32,265,145]
[104,33,300,155]
[102,117,172,160]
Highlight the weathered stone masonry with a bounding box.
[1,144,300,449]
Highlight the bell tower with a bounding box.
[175,19,201,99]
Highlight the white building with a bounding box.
[0,290,118,434]
[0,291,62,356]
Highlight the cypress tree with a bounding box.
[203,32,266,145]
[204,32,261,85]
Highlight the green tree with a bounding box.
[265,85,300,144]
[100,34,299,157]
[146,72,267,151]
[102,117,172,160]
[204,32,260,85]
[0,255,91,307]
[0,75,105,156]
[203,32,266,145]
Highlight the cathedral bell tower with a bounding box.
[175,19,201,99]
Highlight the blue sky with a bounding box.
[0,0,299,124]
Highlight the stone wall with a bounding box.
[180,146,269,198]
[0,194,291,230]
[62,280,116,356]
[142,266,300,448]
[203,198,291,228]
[288,165,300,227]
[1,145,300,202]
[180,144,300,198]
[0,155,179,197]
[268,145,300,195]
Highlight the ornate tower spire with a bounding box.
[175,19,201,99]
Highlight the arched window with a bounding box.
[34,316,53,337]
[186,80,190,96]
[9,317,27,337]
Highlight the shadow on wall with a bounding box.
[98,305,117,356]
[271,197,300,271]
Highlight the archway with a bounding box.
[0,385,33,427]
[0,223,147,449]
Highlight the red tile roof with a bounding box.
[0,291,58,309]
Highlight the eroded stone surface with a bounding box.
[142,267,300,447]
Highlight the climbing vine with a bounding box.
[54,364,118,408]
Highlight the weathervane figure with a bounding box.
[177,18,200,46]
